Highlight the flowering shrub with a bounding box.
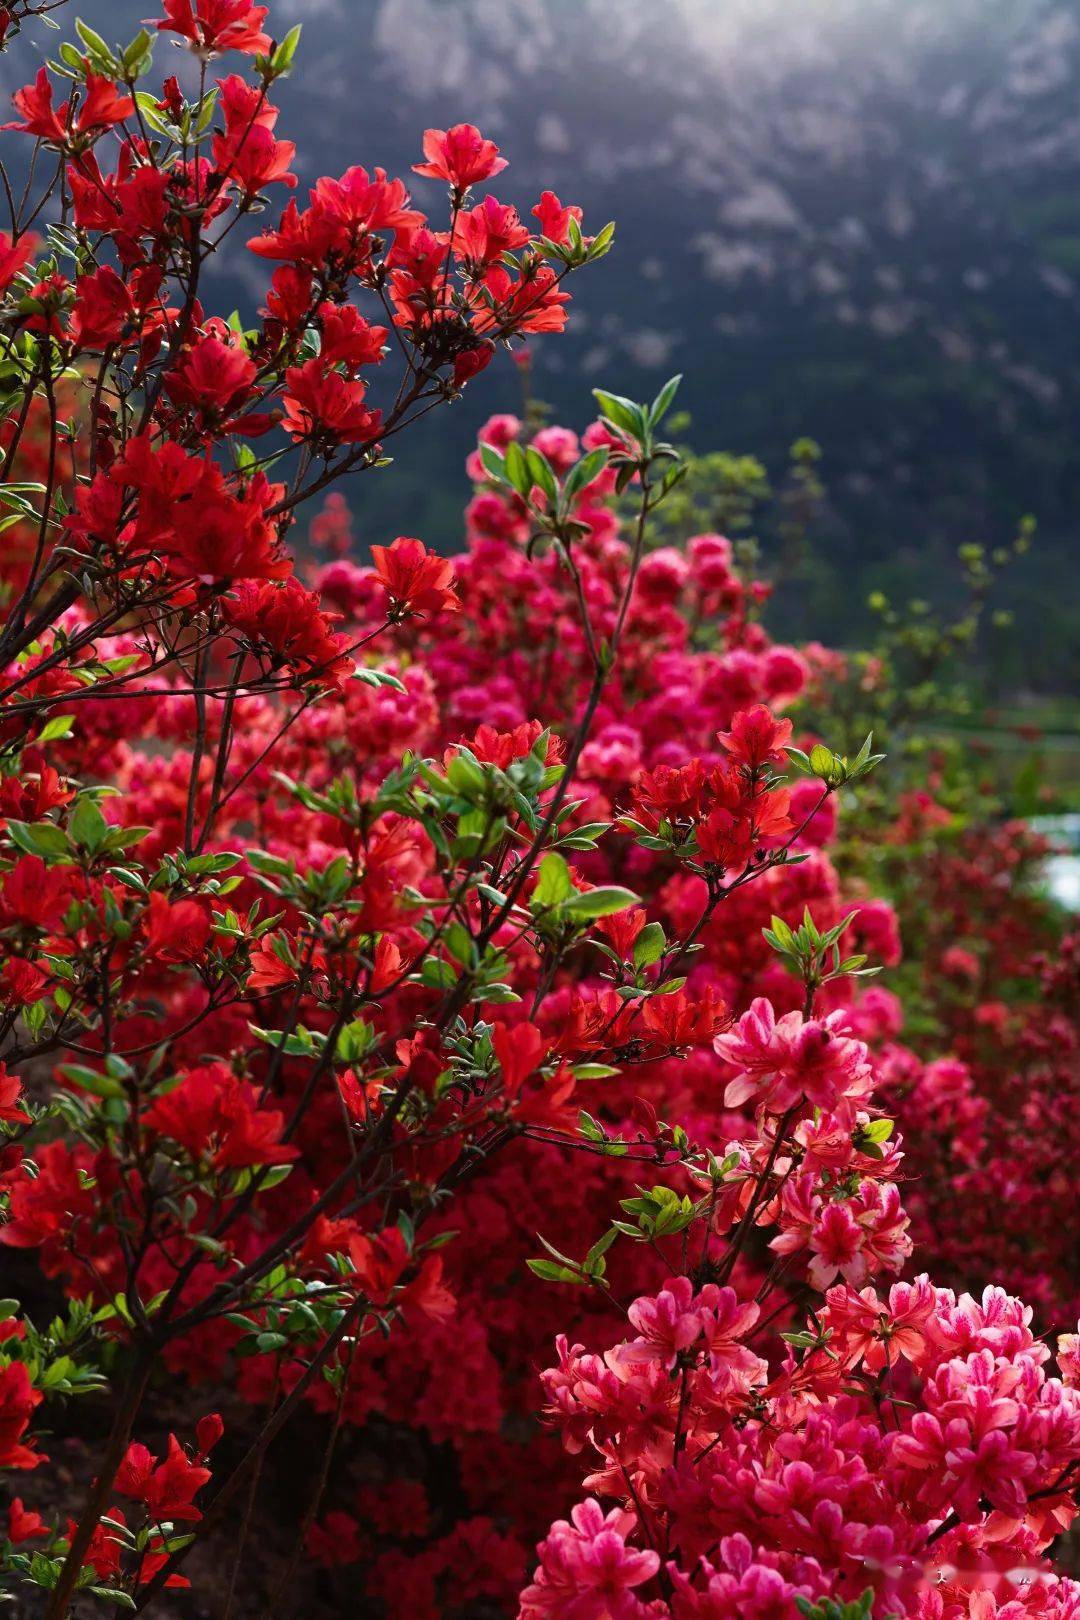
[791,592,1077,1323]
[522,963,1080,1620]
[0,3,1074,1619]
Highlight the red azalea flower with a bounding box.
[0,854,72,930]
[117,1433,211,1522]
[281,359,383,446]
[370,536,460,619]
[0,952,47,1004]
[70,265,136,349]
[716,704,794,772]
[0,231,34,294]
[532,189,583,246]
[492,1018,548,1095]
[453,194,530,264]
[0,1064,30,1125]
[306,1509,365,1568]
[413,124,508,190]
[223,576,354,686]
[452,342,495,389]
[3,67,68,143]
[195,1413,224,1457]
[76,72,135,136]
[245,934,302,994]
[211,77,295,193]
[469,262,571,335]
[317,303,387,369]
[0,755,73,821]
[152,0,271,57]
[166,333,258,419]
[166,472,290,582]
[142,1063,299,1170]
[140,891,211,964]
[7,1498,47,1543]
[0,1363,44,1470]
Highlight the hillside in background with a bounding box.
[5,0,1079,689]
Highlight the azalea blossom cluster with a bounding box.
[790,630,1078,1324]
[522,991,1079,1620]
[876,832,1079,1325]
[525,1280,1080,1620]
[0,2,1074,1618]
[0,0,604,691]
[147,406,1067,1613]
[0,0,640,1610]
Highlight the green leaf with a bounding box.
[503,439,532,497]
[472,981,520,1004]
[36,713,75,743]
[59,1064,125,1099]
[648,373,682,428]
[6,819,71,861]
[592,389,645,443]
[584,1227,618,1271]
[526,1258,586,1285]
[351,666,406,693]
[121,28,154,71]
[443,921,477,968]
[0,482,46,506]
[193,86,218,136]
[586,220,616,261]
[562,447,608,503]
[532,851,574,910]
[633,921,666,968]
[69,795,108,853]
[479,442,506,483]
[29,1552,61,1589]
[564,886,638,921]
[256,1164,293,1190]
[75,18,119,71]
[418,958,457,989]
[134,89,176,137]
[525,446,558,503]
[271,22,302,72]
[88,1588,136,1609]
[249,1023,319,1058]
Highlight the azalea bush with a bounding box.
[0,3,1075,1619]
[788,560,1077,1326]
